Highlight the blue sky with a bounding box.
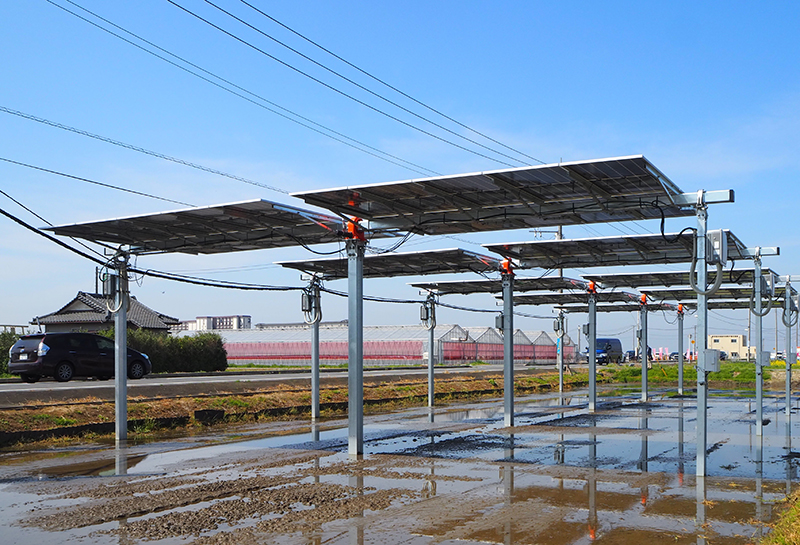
[2,1,799,352]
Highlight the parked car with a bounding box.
[624,350,636,363]
[8,332,151,383]
[669,352,680,361]
[595,338,624,364]
[719,350,728,361]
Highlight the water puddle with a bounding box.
[0,387,797,544]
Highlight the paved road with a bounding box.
[0,364,570,407]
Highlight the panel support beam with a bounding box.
[556,311,565,394]
[640,299,649,402]
[502,270,515,427]
[422,293,437,408]
[113,249,130,444]
[754,254,765,437]
[588,292,597,412]
[347,237,365,456]
[678,306,685,396]
[696,206,709,477]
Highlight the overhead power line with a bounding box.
[203,0,540,167]
[1,104,289,195]
[165,0,520,168]
[0,156,193,206]
[238,0,546,166]
[47,0,438,178]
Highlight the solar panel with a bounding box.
[277,248,501,279]
[513,290,643,306]
[583,268,776,289]
[642,285,796,302]
[410,276,589,295]
[46,199,349,255]
[484,231,748,269]
[555,302,683,313]
[293,155,695,236]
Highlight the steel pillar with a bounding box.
[502,271,515,427]
[678,306,685,395]
[113,251,129,443]
[310,281,321,420]
[784,281,795,417]
[346,237,365,456]
[588,291,597,412]
[424,294,436,408]
[556,311,565,393]
[754,255,763,437]
[640,298,648,402]
[696,206,709,477]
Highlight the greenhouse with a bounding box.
[179,323,576,366]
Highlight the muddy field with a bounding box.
[1,387,798,544]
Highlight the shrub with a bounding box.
[0,330,21,375]
[100,329,227,373]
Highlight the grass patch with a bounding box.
[760,488,800,545]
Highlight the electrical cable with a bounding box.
[204,0,535,167]
[0,205,308,292]
[165,0,521,168]
[0,156,193,206]
[0,188,111,259]
[47,0,438,177]
[239,0,546,166]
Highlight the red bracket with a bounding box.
[501,259,514,276]
[346,218,367,242]
[587,281,597,295]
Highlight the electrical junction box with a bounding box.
[787,350,797,365]
[582,323,590,336]
[702,349,721,373]
[706,230,728,265]
[495,314,504,330]
[758,353,772,367]
[420,304,430,322]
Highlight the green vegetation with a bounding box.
[604,361,772,384]
[0,330,21,376]
[761,488,800,545]
[100,328,227,373]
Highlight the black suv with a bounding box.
[8,332,151,383]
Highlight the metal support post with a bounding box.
[556,311,565,394]
[678,305,685,396]
[113,250,129,443]
[783,279,797,420]
[346,236,365,456]
[696,205,709,477]
[640,296,648,402]
[588,285,597,412]
[502,267,515,427]
[423,294,436,408]
[754,255,764,437]
[306,279,322,420]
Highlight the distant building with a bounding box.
[173,315,252,332]
[176,323,577,366]
[708,334,747,359]
[32,292,180,334]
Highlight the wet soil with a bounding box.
[1,388,797,544]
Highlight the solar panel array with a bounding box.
[293,155,694,236]
[47,199,347,255]
[277,248,502,279]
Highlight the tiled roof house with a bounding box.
[32,292,180,333]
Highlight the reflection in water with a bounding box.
[115,442,127,476]
[678,403,685,485]
[311,422,320,442]
[638,413,648,473]
[349,472,365,545]
[696,476,706,545]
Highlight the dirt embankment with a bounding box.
[0,371,593,446]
